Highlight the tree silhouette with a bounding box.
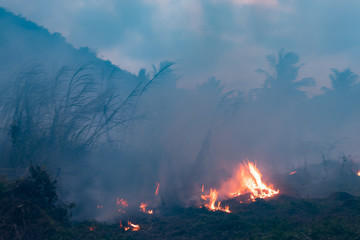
[329,68,358,93]
[255,49,315,100]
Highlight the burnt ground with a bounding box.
[70,192,360,240]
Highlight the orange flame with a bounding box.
[222,161,279,200]
[89,226,95,231]
[119,221,130,231]
[245,162,279,199]
[357,171,360,176]
[128,221,140,231]
[201,188,231,213]
[201,184,204,193]
[218,161,279,201]
[140,202,147,212]
[290,171,296,175]
[201,161,279,212]
[155,182,160,196]
[140,202,154,214]
[228,191,242,198]
[120,221,140,231]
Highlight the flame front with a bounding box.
[201,188,230,213]
[245,162,279,200]
[201,161,279,212]
[219,161,279,201]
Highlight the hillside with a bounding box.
[0,7,139,86]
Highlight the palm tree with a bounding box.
[255,49,315,100]
[329,68,358,94]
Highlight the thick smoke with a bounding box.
[1,7,360,221]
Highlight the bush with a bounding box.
[0,165,73,240]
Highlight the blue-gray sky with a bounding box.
[1,0,359,92]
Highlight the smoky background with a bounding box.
[1,7,360,222]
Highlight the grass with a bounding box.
[67,193,360,240]
[2,167,360,240]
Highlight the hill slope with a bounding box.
[0,7,139,86]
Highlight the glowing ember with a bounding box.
[357,171,360,176]
[155,182,160,196]
[128,221,140,231]
[289,171,296,175]
[201,184,204,193]
[89,226,95,231]
[116,198,128,213]
[97,205,103,208]
[120,221,140,231]
[140,202,154,214]
[119,222,130,231]
[117,198,128,208]
[201,188,231,213]
[228,191,242,198]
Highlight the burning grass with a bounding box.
[2,162,360,239]
[200,161,279,213]
[69,193,360,240]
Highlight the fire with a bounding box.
[357,171,360,176]
[116,198,128,213]
[97,205,103,208]
[201,161,279,212]
[89,226,95,231]
[289,171,296,175]
[201,188,231,213]
[155,182,160,196]
[140,202,154,214]
[245,162,279,199]
[129,221,140,231]
[218,161,279,201]
[140,202,147,212]
[119,221,140,231]
[228,191,241,198]
[201,184,204,192]
[119,222,130,231]
[117,198,128,208]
